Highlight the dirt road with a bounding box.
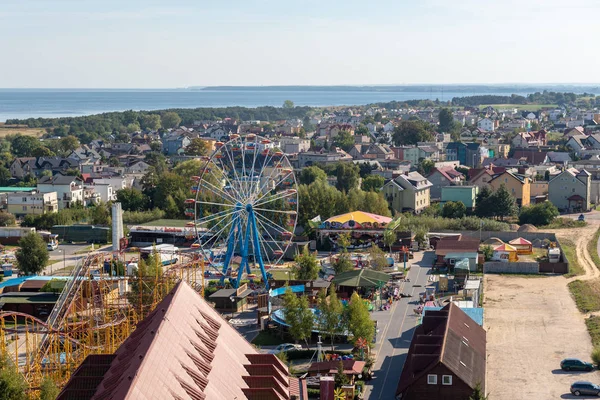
[485,226,599,399]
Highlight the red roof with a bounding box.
[308,360,366,375]
[508,237,532,245]
[435,237,480,256]
[58,282,306,400]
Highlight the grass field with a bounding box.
[0,123,45,138]
[568,279,600,313]
[480,104,557,111]
[140,219,189,227]
[562,238,584,277]
[586,316,600,347]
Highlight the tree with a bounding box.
[283,100,295,109]
[282,289,314,347]
[59,135,80,153]
[383,230,396,253]
[126,122,141,133]
[414,229,428,248]
[333,252,354,274]
[153,172,186,215]
[31,146,55,158]
[0,357,27,400]
[368,245,388,271]
[90,202,111,225]
[337,232,351,251]
[469,383,488,400]
[438,108,454,133]
[10,135,39,157]
[0,213,16,227]
[491,184,517,221]
[332,130,355,152]
[0,165,10,186]
[519,201,559,226]
[474,186,494,218]
[140,114,161,130]
[355,125,369,136]
[317,285,345,350]
[185,138,209,156]
[345,292,375,345]
[39,377,60,400]
[15,232,49,275]
[161,112,181,129]
[417,159,435,175]
[293,247,320,280]
[335,163,360,192]
[481,245,494,261]
[441,201,466,219]
[298,166,327,185]
[361,175,384,192]
[392,120,434,145]
[126,252,168,317]
[334,361,350,387]
[117,188,149,212]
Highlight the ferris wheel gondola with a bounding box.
[188,135,298,289]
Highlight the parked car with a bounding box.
[561,358,594,372]
[268,343,302,354]
[570,381,600,396]
[579,214,585,222]
[47,242,58,251]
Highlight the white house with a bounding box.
[37,175,84,209]
[477,118,494,132]
[93,177,128,192]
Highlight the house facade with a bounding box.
[382,172,432,214]
[488,171,531,207]
[548,168,591,212]
[7,191,58,217]
[427,167,464,199]
[37,175,84,209]
[441,186,478,210]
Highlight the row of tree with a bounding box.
[282,286,375,349]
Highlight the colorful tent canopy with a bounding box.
[332,269,390,288]
[508,237,532,245]
[494,243,517,252]
[321,211,392,230]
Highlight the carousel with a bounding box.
[317,211,392,249]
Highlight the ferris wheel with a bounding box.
[187,134,299,290]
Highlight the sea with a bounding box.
[0,86,599,122]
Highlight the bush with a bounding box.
[390,214,509,232]
[441,201,466,219]
[592,346,600,366]
[0,212,16,227]
[519,202,559,226]
[122,208,166,224]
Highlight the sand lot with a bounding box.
[485,226,599,399]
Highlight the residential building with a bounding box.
[477,117,495,132]
[37,175,84,209]
[297,149,352,168]
[162,133,191,155]
[91,183,115,203]
[566,135,588,155]
[441,186,478,210]
[382,172,432,213]
[445,142,467,165]
[7,191,58,217]
[278,137,310,154]
[93,177,128,192]
[427,167,465,199]
[530,181,549,199]
[511,130,547,149]
[396,303,486,400]
[488,171,531,207]
[548,168,591,212]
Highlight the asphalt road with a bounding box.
[364,251,434,400]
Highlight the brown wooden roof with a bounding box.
[396,303,486,396]
[435,237,480,257]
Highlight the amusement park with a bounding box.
[0,133,489,400]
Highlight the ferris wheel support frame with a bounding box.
[219,203,270,289]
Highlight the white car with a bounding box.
[47,242,58,251]
[269,343,302,354]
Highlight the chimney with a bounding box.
[320,376,335,400]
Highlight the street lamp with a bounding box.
[229,296,235,319]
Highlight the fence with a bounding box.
[539,262,569,274]
[483,261,539,274]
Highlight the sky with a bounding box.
[1,0,599,88]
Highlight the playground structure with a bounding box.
[188,134,299,290]
[0,247,205,395]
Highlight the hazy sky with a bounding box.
[1,0,599,88]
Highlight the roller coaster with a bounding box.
[0,248,204,395]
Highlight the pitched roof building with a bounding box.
[58,282,307,400]
[396,303,486,400]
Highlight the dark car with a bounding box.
[562,358,595,372]
[570,381,600,396]
[579,214,586,221]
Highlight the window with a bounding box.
[442,375,452,385]
[427,375,437,385]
